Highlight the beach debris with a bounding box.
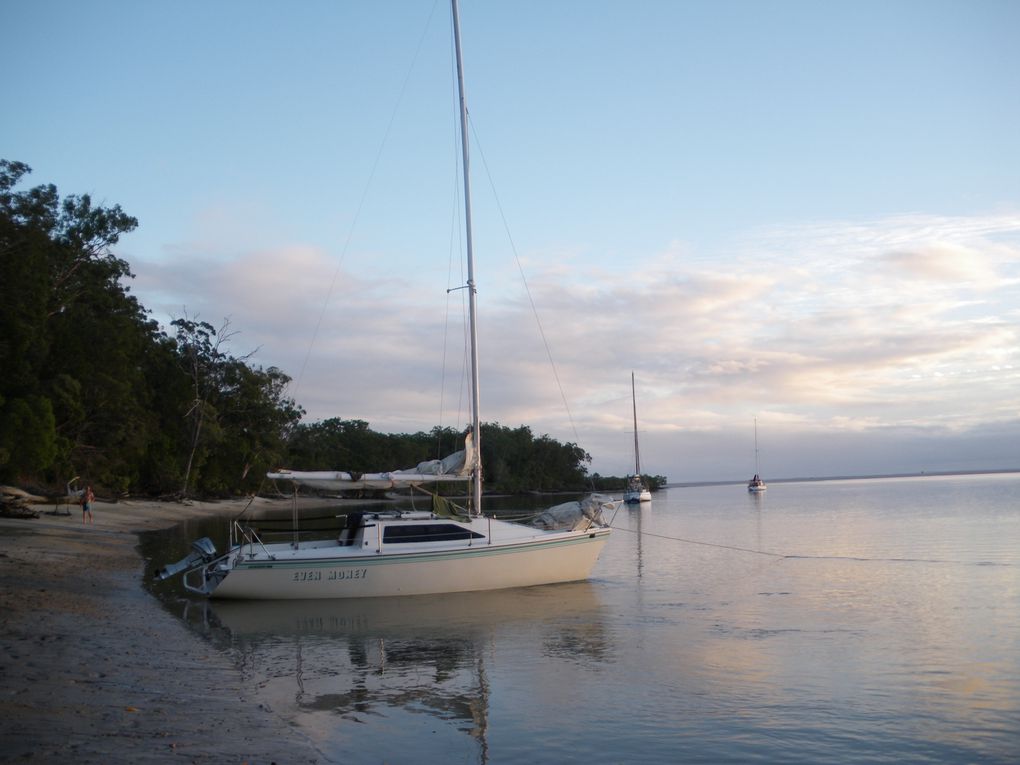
[0,487,43,518]
[1,485,90,518]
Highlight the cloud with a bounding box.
[128,210,1020,480]
[882,242,999,285]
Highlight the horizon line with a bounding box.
[665,467,1020,489]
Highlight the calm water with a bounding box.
[144,473,1020,764]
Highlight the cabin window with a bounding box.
[383,524,484,544]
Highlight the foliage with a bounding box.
[588,473,668,493]
[0,395,57,477]
[1,158,146,489]
[479,423,591,492]
[0,160,302,496]
[285,419,463,475]
[281,419,592,495]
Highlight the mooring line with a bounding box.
[610,524,784,558]
[610,524,1015,567]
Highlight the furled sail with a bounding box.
[267,433,476,491]
[529,494,614,531]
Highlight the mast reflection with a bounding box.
[191,583,610,763]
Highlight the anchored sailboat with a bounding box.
[623,372,651,504]
[747,417,767,493]
[156,0,614,600]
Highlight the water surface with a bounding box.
[145,473,1020,763]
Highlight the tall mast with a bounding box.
[451,0,483,515]
[754,417,760,474]
[631,371,641,475]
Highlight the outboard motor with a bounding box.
[154,537,218,581]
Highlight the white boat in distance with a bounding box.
[156,0,614,600]
[747,418,767,493]
[623,372,651,503]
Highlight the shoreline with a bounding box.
[0,496,339,764]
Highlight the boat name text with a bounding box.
[292,568,369,583]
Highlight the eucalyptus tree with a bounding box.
[0,160,150,489]
[171,315,305,497]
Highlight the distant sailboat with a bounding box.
[624,372,652,504]
[747,417,767,493]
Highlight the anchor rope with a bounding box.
[609,523,1016,567]
[610,524,784,558]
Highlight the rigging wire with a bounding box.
[467,118,583,450]
[437,12,470,459]
[290,0,443,402]
[437,154,463,457]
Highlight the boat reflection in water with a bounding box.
[190,582,610,762]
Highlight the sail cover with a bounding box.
[267,434,475,491]
[529,494,614,531]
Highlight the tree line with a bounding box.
[1,161,663,498]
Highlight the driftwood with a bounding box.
[0,485,80,518]
[0,492,41,518]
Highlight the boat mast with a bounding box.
[631,371,641,476]
[451,0,483,515]
[754,417,760,475]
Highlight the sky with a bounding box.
[5,0,1020,482]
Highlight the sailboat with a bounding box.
[747,417,767,493]
[155,0,614,600]
[623,372,652,504]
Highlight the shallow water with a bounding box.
[144,473,1020,764]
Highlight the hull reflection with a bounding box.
[193,583,610,764]
[207,580,605,637]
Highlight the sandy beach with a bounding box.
[0,496,333,764]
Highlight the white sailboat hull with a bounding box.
[623,489,651,503]
[203,529,610,600]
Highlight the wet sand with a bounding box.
[0,497,333,764]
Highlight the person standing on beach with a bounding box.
[81,485,94,524]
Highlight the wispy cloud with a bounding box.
[129,210,1020,479]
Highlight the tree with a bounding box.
[169,315,305,497]
[0,395,57,479]
[197,359,303,495]
[173,316,231,497]
[281,420,595,496]
[0,160,149,489]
